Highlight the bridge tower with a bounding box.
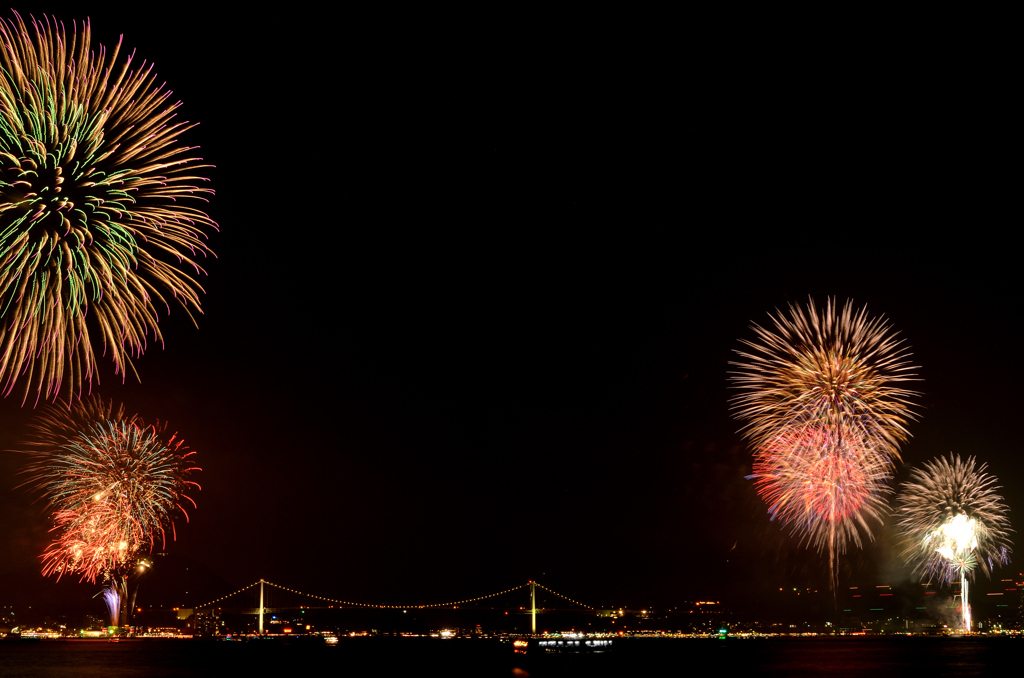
[530,580,536,634]
[259,579,265,634]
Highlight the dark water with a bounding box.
[0,637,1019,678]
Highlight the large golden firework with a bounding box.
[731,297,919,463]
[0,13,216,403]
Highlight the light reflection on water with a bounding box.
[0,637,1018,678]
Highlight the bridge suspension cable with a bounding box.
[195,581,261,609]
[197,581,528,611]
[535,582,594,610]
[259,580,530,609]
[195,580,594,612]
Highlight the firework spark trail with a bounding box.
[896,454,1012,631]
[19,396,200,624]
[731,298,920,586]
[0,12,216,404]
[101,586,122,628]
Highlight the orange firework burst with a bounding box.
[750,424,892,553]
[20,397,200,584]
[732,298,920,584]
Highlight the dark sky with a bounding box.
[0,6,1019,617]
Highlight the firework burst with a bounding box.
[731,298,919,460]
[0,12,216,404]
[731,298,920,585]
[749,424,893,553]
[896,454,1011,614]
[20,396,200,625]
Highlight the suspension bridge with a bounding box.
[194,579,595,634]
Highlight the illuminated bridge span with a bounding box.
[195,579,593,634]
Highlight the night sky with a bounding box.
[0,6,1018,618]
